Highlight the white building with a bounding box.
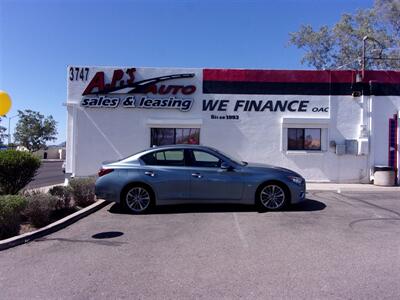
[66,66,400,183]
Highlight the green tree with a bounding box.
[14,110,57,152]
[0,117,7,146]
[0,150,41,194]
[288,0,400,70]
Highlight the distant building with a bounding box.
[34,147,66,160]
[16,146,29,152]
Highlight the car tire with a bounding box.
[121,184,154,214]
[257,182,289,211]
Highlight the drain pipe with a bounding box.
[358,89,372,183]
[367,91,373,182]
[397,112,400,185]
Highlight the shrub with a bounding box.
[48,185,72,210]
[24,191,57,227]
[0,195,27,239]
[69,177,96,207]
[0,150,41,195]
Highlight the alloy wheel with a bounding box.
[260,185,286,209]
[125,187,151,213]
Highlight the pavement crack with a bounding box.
[311,191,400,230]
[349,217,400,229]
[337,193,400,218]
[313,191,357,208]
[331,193,400,230]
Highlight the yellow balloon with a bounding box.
[0,91,12,116]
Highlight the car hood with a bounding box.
[243,162,302,177]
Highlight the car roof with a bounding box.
[118,145,216,162]
[148,144,214,151]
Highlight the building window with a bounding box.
[288,128,321,151]
[151,128,200,146]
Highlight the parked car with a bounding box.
[95,145,306,213]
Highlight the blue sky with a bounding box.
[0,0,372,144]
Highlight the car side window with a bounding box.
[141,150,185,166]
[191,150,221,168]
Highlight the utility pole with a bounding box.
[362,36,367,79]
[6,114,18,145]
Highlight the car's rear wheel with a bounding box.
[257,183,288,211]
[123,185,153,214]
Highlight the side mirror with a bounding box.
[220,162,234,171]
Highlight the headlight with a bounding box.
[288,176,303,185]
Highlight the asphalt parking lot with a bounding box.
[27,160,65,189]
[1,190,400,299]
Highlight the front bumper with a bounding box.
[290,180,306,204]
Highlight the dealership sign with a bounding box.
[201,99,328,113]
[68,67,330,116]
[81,96,193,111]
[75,67,195,111]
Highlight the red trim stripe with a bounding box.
[394,114,398,185]
[203,69,400,84]
[364,71,400,84]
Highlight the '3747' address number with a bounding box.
[69,67,89,81]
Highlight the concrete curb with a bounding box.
[29,184,65,193]
[307,183,400,192]
[41,159,64,162]
[0,200,108,251]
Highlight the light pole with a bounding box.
[6,114,18,145]
[362,36,384,79]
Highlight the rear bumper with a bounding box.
[95,190,117,203]
[95,181,120,203]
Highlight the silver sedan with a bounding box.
[95,145,306,213]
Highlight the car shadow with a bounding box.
[108,198,326,215]
[287,199,327,212]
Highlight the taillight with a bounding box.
[98,168,114,177]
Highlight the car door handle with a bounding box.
[145,171,155,177]
[192,173,203,178]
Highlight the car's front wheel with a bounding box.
[257,183,289,211]
[123,185,153,214]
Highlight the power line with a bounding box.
[366,56,400,61]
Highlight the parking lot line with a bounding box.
[233,213,249,249]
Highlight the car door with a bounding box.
[140,149,190,202]
[187,149,244,201]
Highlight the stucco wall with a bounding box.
[67,67,400,183]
